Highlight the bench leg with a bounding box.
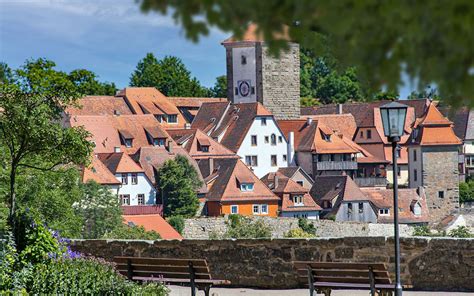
[316,288,331,296]
[204,285,211,296]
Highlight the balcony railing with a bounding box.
[316,161,358,171]
[121,205,163,216]
[354,177,388,187]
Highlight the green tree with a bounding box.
[221,215,272,239]
[0,58,93,222]
[210,75,227,98]
[73,181,123,239]
[167,215,185,235]
[139,1,474,106]
[130,53,209,97]
[407,85,440,100]
[156,155,202,217]
[0,62,13,84]
[459,181,474,204]
[68,69,117,96]
[103,224,161,240]
[373,90,399,101]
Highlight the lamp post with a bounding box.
[380,102,408,296]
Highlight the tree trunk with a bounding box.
[9,165,16,220]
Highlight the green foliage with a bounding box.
[284,228,315,238]
[300,97,319,107]
[68,69,117,96]
[407,85,439,100]
[0,230,18,291]
[459,181,474,203]
[157,155,202,217]
[74,181,123,239]
[210,75,227,98]
[130,53,209,97]
[140,1,474,105]
[373,90,399,101]
[103,224,161,240]
[298,218,316,234]
[18,222,62,266]
[0,62,13,84]
[167,216,185,234]
[448,226,472,238]
[221,215,272,239]
[412,225,433,237]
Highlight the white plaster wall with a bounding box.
[281,211,319,220]
[386,164,409,186]
[237,116,288,178]
[464,141,474,154]
[116,173,156,205]
[408,146,423,188]
[232,47,257,103]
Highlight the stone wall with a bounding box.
[182,216,414,239]
[71,237,474,291]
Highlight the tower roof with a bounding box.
[222,23,291,44]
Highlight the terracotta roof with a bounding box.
[302,114,357,139]
[68,115,172,154]
[361,187,429,224]
[411,104,461,146]
[199,158,279,202]
[144,126,168,139]
[310,175,368,204]
[122,214,183,240]
[167,129,238,159]
[169,97,228,108]
[192,102,273,153]
[65,96,133,116]
[222,23,291,44]
[132,146,208,194]
[82,157,121,185]
[97,152,143,173]
[282,193,322,212]
[279,119,359,154]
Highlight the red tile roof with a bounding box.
[281,193,322,212]
[97,152,143,173]
[302,114,357,139]
[65,96,133,116]
[168,97,228,108]
[222,23,291,44]
[123,214,183,240]
[82,157,121,185]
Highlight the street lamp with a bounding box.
[380,101,408,296]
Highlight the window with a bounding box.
[120,194,130,205]
[251,87,255,94]
[131,173,138,185]
[438,191,445,198]
[283,154,287,162]
[153,138,166,146]
[253,205,260,214]
[413,149,417,161]
[347,203,353,215]
[360,131,364,138]
[235,87,239,95]
[264,136,269,143]
[379,208,390,215]
[261,204,268,214]
[367,130,372,139]
[251,135,257,146]
[231,205,239,214]
[167,114,178,123]
[271,134,277,145]
[358,203,364,213]
[397,167,401,177]
[137,194,145,205]
[125,139,133,148]
[240,183,254,192]
[121,173,128,185]
[271,155,277,166]
[245,155,258,166]
[396,149,401,158]
[241,55,247,65]
[278,136,283,143]
[293,195,304,206]
[297,181,304,187]
[155,115,163,122]
[261,118,267,126]
[414,169,418,182]
[201,145,209,152]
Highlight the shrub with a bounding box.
[459,181,474,203]
[412,225,432,236]
[284,228,315,238]
[0,231,18,291]
[103,224,161,240]
[167,216,185,234]
[298,218,316,234]
[222,215,272,239]
[449,226,472,238]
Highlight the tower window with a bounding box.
[413,150,417,161]
[241,55,247,65]
[251,86,255,94]
[261,118,267,126]
[367,130,372,139]
[271,155,277,166]
[414,169,418,182]
[438,191,444,198]
[235,87,238,95]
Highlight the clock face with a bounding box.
[238,80,251,97]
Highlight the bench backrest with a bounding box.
[114,256,212,280]
[293,261,392,285]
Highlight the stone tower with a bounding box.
[221,24,300,120]
[408,103,461,224]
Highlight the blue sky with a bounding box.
[0,0,413,97]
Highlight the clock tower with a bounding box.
[221,24,301,120]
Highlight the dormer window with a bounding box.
[379,208,390,216]
[322,133,331,142]
[167,114,178,123]
[411,201,422,216]
[240,183,254,192]
[292,195,304,206]
[145,127,168,147]
[118,130,134,148]
[155,115,163,123]
[197,138,211,152]
[153,138,166,146]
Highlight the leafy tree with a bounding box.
[156,155,202,217]
[298,218,316,234]
[0,62,13,84]
[407,85,440,100]
[210,75,227,98]
[373,90,399,101]
[222,215,272,239]
[0,58,93,222]
[73,181,123,239]
[167,215,185,235]
[103,224,161,240]
[130,53,209,97]
[68,69,117,96]
[300,97,319,107]
[459,181,474,204]
[139,1,474,106]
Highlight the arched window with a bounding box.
[270,134,276,145]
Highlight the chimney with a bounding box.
[306,117,313,126]
[209,158,214,176]
[167,141,173,153]
[337,104,343,114]
[185,123,191,129]
[287,132,295,166]
[114,146,121,153]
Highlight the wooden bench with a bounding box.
[293,261,400,296]
[114,256,230,296]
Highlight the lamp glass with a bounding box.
[380,102,408,138]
